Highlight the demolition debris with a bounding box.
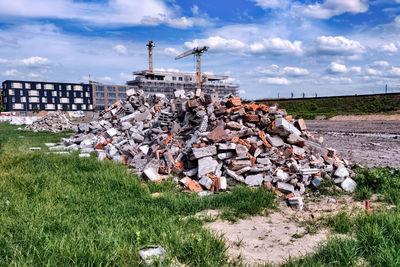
[56,89,356,205]
[25,112,72,133]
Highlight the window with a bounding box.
[96,99,105,104]
[60,98,69,104]
[66,85,71,90]
[29,97,39,103]
[82,104,86,110]
[11,97,15,102]
[8,89,14,95]
[85,92,90,97]
[73,92,76,97]
[108,93,116,98]
[59,92,62,97]
[11,82,22,89]
[25,83,31,89]
[96,86,104,91]
[172,77,176,81]
[71,104,77,110]
[95,92,104,97]
[107,99,114,104]
[57,104,62,110]
[107,86,115,92]
[21,97,26,102]
[44,84,54,90]
[178,77,183,81]
[52,91,57,97]
[66,92,70,97]
[42,97,47,103]
[74,98,83,104]
[19,90,23,95]
[118,93,126,98]
[29,104,32,110]
[44,91,47,96]
[13,103,24,109]
[36,84,42,89]
[28,90,39,96]
[118,87,125,92]
[74,85,83,91]
[45,104,55,110]
[89,104,93,110]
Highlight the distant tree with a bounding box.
[291,92,294,98]
[302,92,305,98]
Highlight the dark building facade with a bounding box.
[1,80,93,115]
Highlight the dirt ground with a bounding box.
[305,120,400,168]
[203,195,391,266]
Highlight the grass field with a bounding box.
[255,93,400,119]
[1,122,400,266]
[0,123,275,266]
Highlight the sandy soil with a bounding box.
[305,120,400,168]
[329,114,400,121]
[204,195,390,266]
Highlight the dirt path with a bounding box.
[305,120,400,168]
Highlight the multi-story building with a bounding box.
[127,70,238,99]
[1,80,92,116]
[91,83,137,110]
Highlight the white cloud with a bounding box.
[322,76,352,84]
[120,72,133,81]
[381,43,398,53]
[20,56,50,67]
[98,76,113,82]
[0,0,209,28]
[259,77,290,84]
[316,36,365,55]
[163,47,180,56]
[28,72,42,78]
[283,66,309,76]
[0,58,8,63]
[250,38,303,55]
[113,44,127,55]
[349,66,361,73]
[184,36,246,52]
[327,62,347,73]
[2,69,19,76]
[251,0,288,9]
[388,67,400,76]
[238,89,246,94]
[191,5,199,16]
[371,61,390,68]
[366,67,382,76]
[302,0,369,19]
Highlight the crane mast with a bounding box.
[146,40,155,72]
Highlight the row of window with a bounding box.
[8,89,89,98]
[10,82,86,91]
[95,92,126,98]
[95,99,117,105]
[95,86,127,92]
[171,77,192,81]
[7,96,88,104]
[11,103,92,110]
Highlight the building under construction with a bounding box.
[127,41,239,98]
[127,70,238,99]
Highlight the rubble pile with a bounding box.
[25,112,72,133]
[62,89,356,199]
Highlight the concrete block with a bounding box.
[139,246,167,265]
[277,182,295,194]
[199,176,213,190]
[270,117,301,137]
[106,128,118,138]
[192,146,217,159]
[235,144,249,157]
[197,156,219,177]
[245,174,263,186]
[334,164,349,178]
[266,134,284,147]
[144,168,161,182]
[79,153,90,158]
[341,178,357,192]
[288,197,303,211]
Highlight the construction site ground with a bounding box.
[306,119,400,168]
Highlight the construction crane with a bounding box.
[175,46,208,96]
[146,40,155,72]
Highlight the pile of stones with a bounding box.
[60,89,356,205]
[25,112,72,133]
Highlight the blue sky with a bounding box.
[0,0,400,99]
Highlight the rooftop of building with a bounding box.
[132,70,229,81]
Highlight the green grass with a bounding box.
[255,93,400,119]
[0,123,275,266]
[286,167,400,266]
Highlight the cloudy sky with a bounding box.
[0,0,400,99]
